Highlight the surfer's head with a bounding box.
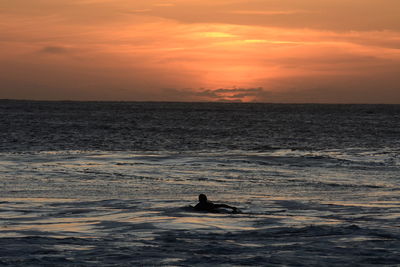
[198,194,207,203]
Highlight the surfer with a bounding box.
[194,194,238,212]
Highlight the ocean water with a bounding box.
[0,100,399,266]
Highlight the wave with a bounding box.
[1,223,399,266]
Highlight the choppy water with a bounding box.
[0,101,400,266]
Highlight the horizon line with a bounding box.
[1,98,399,105]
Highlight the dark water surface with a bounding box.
[0,101,399,266]
[1,100,399,152]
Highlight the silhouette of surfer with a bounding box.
[194,194,238,213]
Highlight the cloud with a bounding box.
[3,0,400,31]
[1,0,400,103]
[153,3,175,7]
[39,46,70,54]
[128,9,152,13]
[213,87,263,93]
[164,87,266,102]
[107,0,398,31]
[227,10,314,15]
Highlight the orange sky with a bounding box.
[1,0,400,103]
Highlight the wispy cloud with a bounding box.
[153,3,175,7]
[1,0,400,103]
[128,9,152,13]
[167,87,266,102]
[39,46,70,54]
[227,10,314,15]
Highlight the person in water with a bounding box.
[194,194,238,212]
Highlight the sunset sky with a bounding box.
[1,0,400,103]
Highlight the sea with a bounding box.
[0,100,399,266]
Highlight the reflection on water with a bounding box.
[1,149,400,265]
[2,196,399,236]
[1,194,399,265]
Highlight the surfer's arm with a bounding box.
[214,203,237,211]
